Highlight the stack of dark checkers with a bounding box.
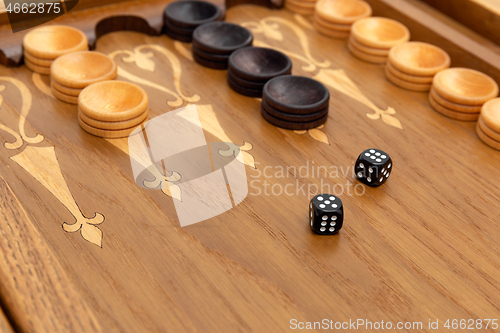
[430,68,499,121]
[192,22,253,70]
[262,75,330,130]
[227,47,292,97]
[163,0,222,42]
[477,98,500,150]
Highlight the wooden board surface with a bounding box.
[1,3,500,332]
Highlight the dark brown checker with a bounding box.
[227,69,266,90]
[262,98,329,122]
[163,0,221,28]
[192,51,228,69]
[263,75,330,114]
[228,46,292,82]
[261,106,328,129]
[227,77,263,97]
[193,44,230,62]
[192,21,253,55]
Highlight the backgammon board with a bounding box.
[1,0,500,332]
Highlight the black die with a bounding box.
[309,194,343,234]
[355,148,392,187]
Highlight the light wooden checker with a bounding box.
[315,0,372,24]
[286,0,316,9]
[78,108,149,130]
[51,79,82,97]
[348,41,387,63]
[78,116,147,138]
[285,1,315,15]
[478,116,500,142]
[51,87,79,104]
[78,81,149,122]
[23,25,89,60]
[429,94,480,121]
[433,68,499,106]
[313,14,351,32]
[389,42,450,77]
[350,36,389,56]
[313,20,350,38]
[51,51,118,89]
[476,121,500,150]
[385,66,430,91]
[351,17,410,49]
[480,97,500,133]
[24,59,51,75]
[23,51,53,67]
[387,61,433,84]
[430,88,482,113]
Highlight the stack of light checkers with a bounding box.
[227,47,292,97]
[78,81,149,139]
[386,42,450,92]
[163,0,221,42]
[192,22,253,70]
[349,17,409,63]
[285,0,316,16]
[477,98,500,150]
[23,25,88,75]
[262,75,329,130]
[430,68,499,121]
[313,0,371,39]
[50,51,117,104]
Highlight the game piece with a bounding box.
[51,51,117,89]
[262,99,328,122]
[386,62,434,84]
[24,59,51,75]
[314,14,352,32]
[165,29,193,43]
[428,94,479,121]
[351,17,410,49]
[355,148,392,187]
[78,116,146,139]
[261,107,328,130]
[164,0,221,29]
[51,80,83,97]
[23,52,54,67]
[430,88,482,113]
[263,75,329,114]
[478,97,500,134]
[389,42,450,77]
[52,86,79,104]
[23,25,88,60]
[192,45,230,62]
[78,108,149,130]
[385,66,431,91]
[227,78,263,97]
[349,37,389,56]
[476,122,500,150]
[478,117,500,142]
[313,21,351,39]
[193,22,253,55]
[432,68,499,106]
[285,0,315,15]
[193,51,229,69]
[315,0,372,25]
[228,47,292,82]
[227,70,266,90]
[348,39,388,63]
[78,81,149,122]
[309,194,344,234]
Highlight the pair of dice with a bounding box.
[310,148,392,235]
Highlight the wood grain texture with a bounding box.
[0,3,499,332]
[421,0,500,45]
[0,309,14,333]
[0,176,103,332]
